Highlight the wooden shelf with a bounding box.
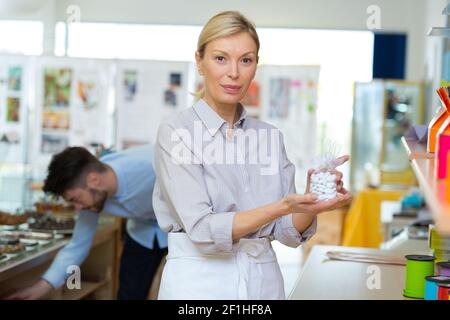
[0,240,69,282]
[60,280,107,300]
[401,136,450,234]
[401,136,434,160]
[410,158,450,234]
[0,217,122,299]
[398,150,449,237]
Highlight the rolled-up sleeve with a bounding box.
[272,132,317,248]
[153,122,236,254]
[42,210,99,288]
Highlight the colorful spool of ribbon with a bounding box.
[403,255,435,299]
[436,261,450,277]
[437,282,450,300]
[424,276,450,300]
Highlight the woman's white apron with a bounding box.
[158,232,285,300]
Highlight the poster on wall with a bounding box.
[116,60,195,150]
[41,133,69,154]
[33,58,113,165]
[40,67,72,154]
[163,72,182,108]
[0,59,29,164]
[268,78,291,119]
[241,80,260,108]
[77,74,100,110]
[43,68,72,109]
[72,66,111,149]
[42,111,70,130]
[257,65,320,192]
[6,97,20,123]
[8,66,22,91]
[240,80,261,119]
[122,70,138,102]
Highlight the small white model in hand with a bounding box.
[310,170,337,201]
[309,140,344,202]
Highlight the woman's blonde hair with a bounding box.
[194,11,260,101]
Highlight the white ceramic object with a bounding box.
[310,170,337,201]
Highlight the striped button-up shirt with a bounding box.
[152,99,316,254]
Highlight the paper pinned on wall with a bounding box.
[77,76,99,110]
[32,58,113,164]
[0,58,27,164]
[163,72,182,108]
[43,68,72,109]
[7,66,22,91]
[116,60,194,150]
[241,80,260,108]
[122,70,138,102]
[257,65,320,192]
[268,78,291,119]
[6,97,20,123]
[41,133,69,154]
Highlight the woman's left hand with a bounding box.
[304,155,352,214]
[305,155,349,193]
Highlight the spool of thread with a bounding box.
[424,276,450,300]
[436,261,450,276]
[403,255,435,299]
[437,283,450,300]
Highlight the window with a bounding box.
[56,22,201,60]
[55,22,374,175]
[0,20,43,55]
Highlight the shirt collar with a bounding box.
[193,99,247,137]
[106,161,126,199]
[235,105,247,128]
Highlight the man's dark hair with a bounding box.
[43,147,106,197]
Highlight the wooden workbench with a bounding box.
[289,245,409,300]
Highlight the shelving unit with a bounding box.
[401,136,450,234]
[0,240,69,282]
[428,27,450,37]
[0,216,122,299]
[401,137,434,160]
[60,280,108,300]
[428,2,450,37]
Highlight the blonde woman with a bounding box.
[153,11,352,300]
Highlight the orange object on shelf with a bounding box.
[437,87,450,108]
[428,87,450,153]
[428,106,449,153]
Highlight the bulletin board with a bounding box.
[0,55,30,164]
[31,57,114,166]
[0,53,318,188]
[257,65,321,192]
[115,60,195,150]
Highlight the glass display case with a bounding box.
[351,80,425,191]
